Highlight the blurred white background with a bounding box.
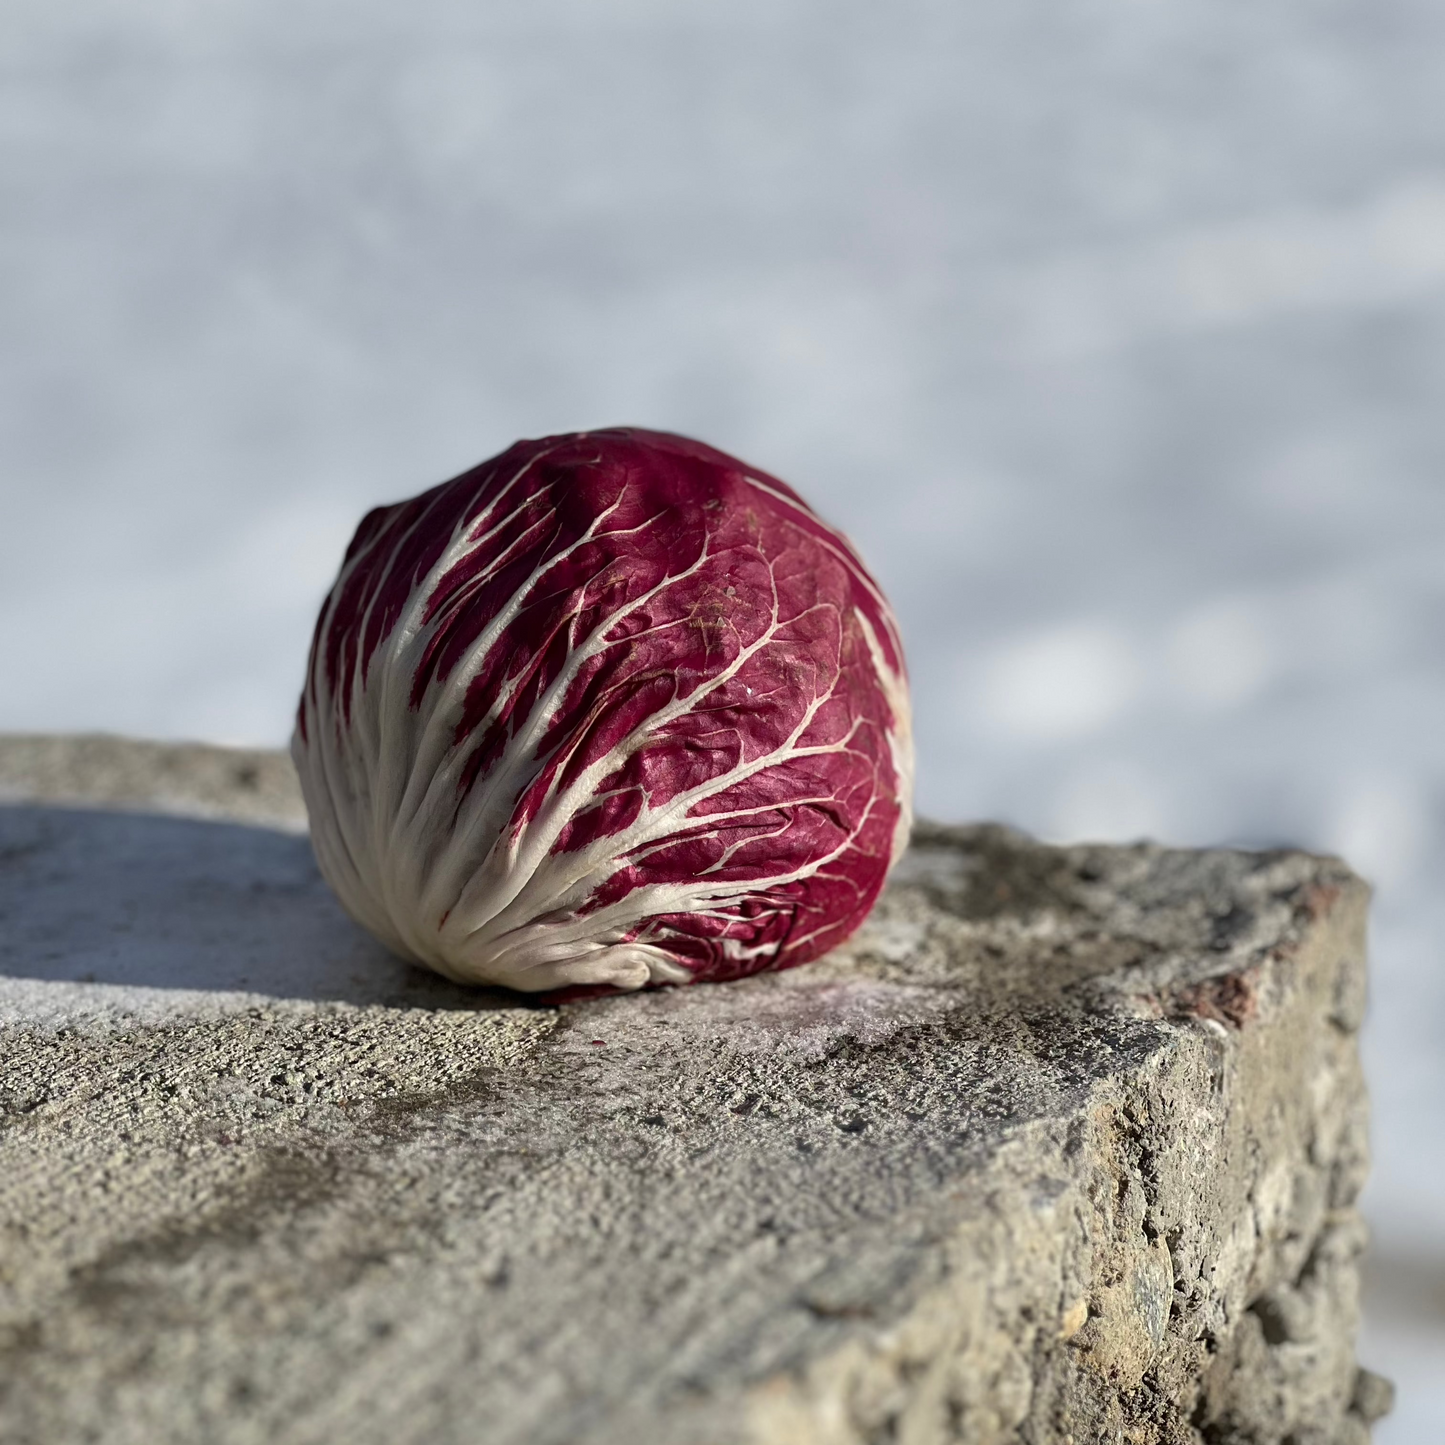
[3,0,1442,1429]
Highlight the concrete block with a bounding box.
[0,736,1385,1443]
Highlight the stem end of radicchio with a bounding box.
[293,428,913,994]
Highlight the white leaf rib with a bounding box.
[393,496,635,837]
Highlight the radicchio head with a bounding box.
[293,428,912,994]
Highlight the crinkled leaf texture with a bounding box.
[293,428,913,995]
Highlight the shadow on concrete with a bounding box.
[0,804,530,1011]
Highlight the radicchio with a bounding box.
[293,428,912,994]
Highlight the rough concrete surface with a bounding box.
[0,736,1389,1444]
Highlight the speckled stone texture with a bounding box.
[0,736,1389,1445]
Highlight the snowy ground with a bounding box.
[3,1,1442,1428]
